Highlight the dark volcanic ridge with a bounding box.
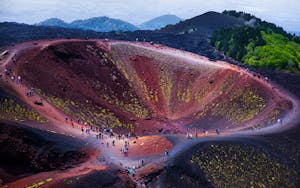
[0,121,88,184]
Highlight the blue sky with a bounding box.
[1,0,299,32]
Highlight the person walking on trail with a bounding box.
[112,140,115,146]
[124,148,128,156]
[16,75,21,84]
[165,149,169,156]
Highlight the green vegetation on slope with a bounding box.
[211,26,265,61]
[211,11,300,73]
[244,32,300,71]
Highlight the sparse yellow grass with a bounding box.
[38,90,134,130]
[191,144,299,188]
[159,70,173,102]
[212,89,265,124]
[0,98,48,123]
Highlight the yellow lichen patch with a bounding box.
[212,89,266,125]
[38,91,134,130]
[191,144,299,188]
[254,108,281,128]
[159,69,173,103]
[177,87,192,104]
[89,49,150,118]
[96,85,149,118]
[0,98,48,124]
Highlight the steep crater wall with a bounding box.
[14,40,293,133]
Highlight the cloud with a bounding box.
[0,0,299,31]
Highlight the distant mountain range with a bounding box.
[4,10,297,69]
[36,17,138,32]
[36,15,183,32]
[139,15,182,30]
[0,11,247,64]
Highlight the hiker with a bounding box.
[30,87,35,94]
[141,159,144,166]
[4,69,9,76]
[17,75,21,84]
[65,117,68,122]
[112,140,115,146]
[165,149,169,156]
[124,148,128,156]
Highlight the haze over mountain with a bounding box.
[37,15,183,32]
[36,18,69,28]
[37,16,138,32]
[139,14,182,30]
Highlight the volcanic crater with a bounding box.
[11,39,295,134]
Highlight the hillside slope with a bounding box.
[161,11,243,36]
[211,10,300,73]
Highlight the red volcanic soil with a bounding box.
[109,136,173,158]
[127,136,172,158]
[1,39,297,135]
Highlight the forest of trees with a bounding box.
[211,11,300,73]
